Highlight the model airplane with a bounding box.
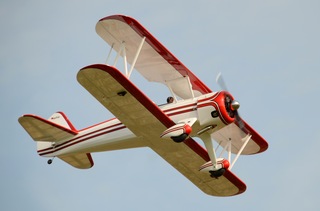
[18,15,268,197]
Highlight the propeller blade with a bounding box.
[216,72,228,91]
[234,110,245,130]
[216,73,247,133]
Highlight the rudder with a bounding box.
[48,112,77,131]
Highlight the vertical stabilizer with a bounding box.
[48,112,77,131]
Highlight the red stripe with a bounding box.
[38,104,196,155]
[167,108,195,117]
[23,114,78,135]
[163,103,197,113]
[86,153,94,167]
[161,125,185,137]
[197,92,220,103]
[241,120,268,153]
[39,125,126,156]
[56,111,78,131]
[78,118,116,132]
[56,123,123,149]
[37,122,123,153]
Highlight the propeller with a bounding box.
[216,72,228,91]
[216,73,245,131]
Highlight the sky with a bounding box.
[1,0,320,210]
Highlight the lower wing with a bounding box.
[77,64,246,196]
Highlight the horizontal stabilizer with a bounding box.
[18,114,78,142]
[58,153,94,169]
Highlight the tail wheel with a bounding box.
[47,157,55,165]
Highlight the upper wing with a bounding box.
[96,15,212,99]
[96,15,268,156]
[77,64,246,196]
[242,119,268,154]
[212,121,268,155]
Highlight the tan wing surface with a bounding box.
[18,115,77,142]
[58,153,94,169]
[77,64,246,196]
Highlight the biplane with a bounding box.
[18,15,268,197]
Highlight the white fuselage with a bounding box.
[37,92,231,158]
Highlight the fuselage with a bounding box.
[37,91,235,158]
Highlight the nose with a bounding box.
[231,100,240,111]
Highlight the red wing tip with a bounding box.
[98,14,131,23]
[224,169,247,195]
[241,119,269,154]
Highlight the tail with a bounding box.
[38,112,79,152]
[18,111,78,152]
[19,112,94,169]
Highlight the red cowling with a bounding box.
[212,91,236,125]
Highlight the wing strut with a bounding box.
[105,43,114,64]
[199,132,218,168]
[105,36,146,79]
[229,134,252,170]
[215,133,252,170]
[128,36,146,78]
[198,128,253,177]
[165,76,195,102]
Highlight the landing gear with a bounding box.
[209,168,226,178]
[200,159,229,178]
[198,130,253,180]
[160,121,194,143]
[171,133,188,143]
[47,157,55,165]
[198,132,230,179]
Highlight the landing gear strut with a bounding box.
[198,132,229,178]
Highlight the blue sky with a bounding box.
[1,0,320,210]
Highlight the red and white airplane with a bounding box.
[19,15,268,197]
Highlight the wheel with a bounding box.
[209,168,226,178]
[171,133,188,143]
[47,159,53,165]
